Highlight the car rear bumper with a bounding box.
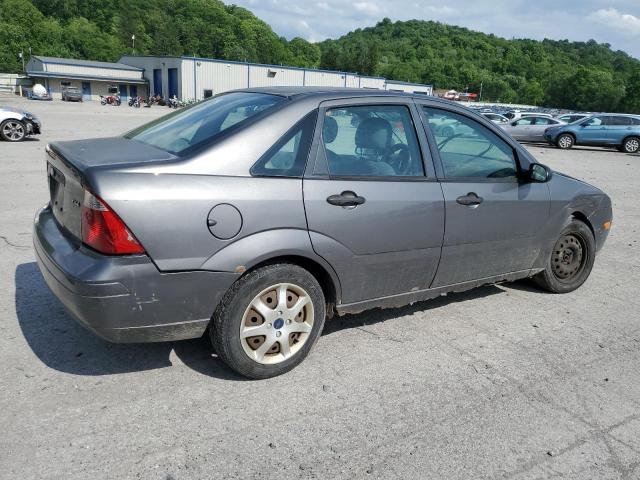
[33,205,239,343]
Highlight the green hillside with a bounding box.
[1,0,639,112]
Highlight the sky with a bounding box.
[233,0,640,59]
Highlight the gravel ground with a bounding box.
[1,96,639,480]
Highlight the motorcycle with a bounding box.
[128,96,141,108]
[100,94,121,106]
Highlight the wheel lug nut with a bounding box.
[286,319,292,324]
[267,323,272,328]
[276,331,282,337]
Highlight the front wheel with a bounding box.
[557,134,574,149]
[0,119,26,142]
[622,136,640,154]
[210,263,326,379]
[533,219,595,293]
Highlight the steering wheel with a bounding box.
[386,144,411,174]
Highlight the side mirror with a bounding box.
[528,163,551,183]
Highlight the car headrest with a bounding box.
[355,117,392,150]
[323,116,338,143]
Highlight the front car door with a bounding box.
[303,98,445,305]
[417,103,550,287]
[576,116,608,144]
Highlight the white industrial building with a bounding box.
[25,56,148,101]
[22,54,432,101]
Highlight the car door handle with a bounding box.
[456,192,483,206]
[327,191,366,207]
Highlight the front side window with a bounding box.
[321,105,424,177]
[126,92,286,155]
[423,107,517,180]
[251,111,317,177]
[583,117,603,126]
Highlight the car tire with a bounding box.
[532,219,595,294]
[556,133,574,149]
[210,263,326,379]
[622,136,640,154]
[0,119,27,142]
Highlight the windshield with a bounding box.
[125,92,286,155]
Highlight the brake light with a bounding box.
[81,190,145,255]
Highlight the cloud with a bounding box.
[231,0,640,59]
[353,2,384,17]
[588,8,640,36]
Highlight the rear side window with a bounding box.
[631,117,640,126]
[125,92,285,155]
[606,116,632,126]
[514,118,534,125]
[251,111,317,177]
[423,107,517,180]
[534,117,554,125]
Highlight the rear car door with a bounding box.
[532,116,562,141]
[303,98,445,305]
[604,116,633,145]
[418,103,549,287]
[507,117,535,141]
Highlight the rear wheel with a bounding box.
[622,136,640,154]
[210,263,326,379]
[557,134,574,149]
[0,119,26,142]
[533,219,595,293]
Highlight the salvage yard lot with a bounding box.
[1,97,639,479]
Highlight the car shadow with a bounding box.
[16,261,513,379]
[15,262,244,380]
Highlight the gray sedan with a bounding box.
[501,115,565,142]
[34,87,612,378]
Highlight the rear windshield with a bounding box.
[125,92,286,155]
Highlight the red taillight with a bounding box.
[81,190,145,255]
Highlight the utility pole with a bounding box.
[19,50,25,71]
[479,81,483,102]
[131,34,136,54]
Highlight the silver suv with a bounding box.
[34,88,612,378]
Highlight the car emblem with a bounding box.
[273,318,284,330]
[72,199,81,208]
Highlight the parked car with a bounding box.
[501,115,566,142]
[544,114,640,153]
[482,112,509,125]
[34,88,612,378]
[555,113,589,124]
[0,106,41,142]
[62,86,83,102]
[504,111,554,121]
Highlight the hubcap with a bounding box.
[551,234,584,280]
[240,283,314,364]
[2,121,24,141]
[625,139,639,153]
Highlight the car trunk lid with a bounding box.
[46,138,177,241]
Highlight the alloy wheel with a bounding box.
[2,121,25,141]
[624,138,639,153]
[240,283,314,364]
[551,234,585,281]
[558,135,573,149]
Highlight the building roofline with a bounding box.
[26,70,148,84]
[31,55,144,71]
[118,54,386,80]
[385,79,433,88]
